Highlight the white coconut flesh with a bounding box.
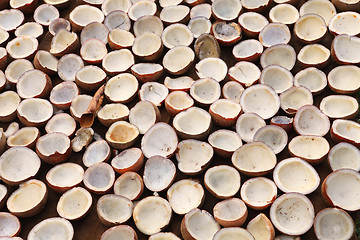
[260,44,296,70]
[232,39,263,61]
[160,5,189,23]
[139,82,168,106]
[132,63,162,77]
[58,54,84,82]
[101,226,137,240]
[259,23,291,47]
[190,78,221,105]
[314,208,355,240]
[212,0,242,21]
[240,177,277,208]
[105,74,138,103]
[101,0,132,15]
[97,194,133,224]
[280,86,313,115]
[328,65,360,93]
[109,29,134,48]
[98,104,129,122]
[188,17,211,38]
[133,196,172,235]
[275,235,300,240]
[324,169,360,211]
[80,23,109,45]
[7,127,39,147]
[320,95,358,119]
[0,184,7,203]
[208,130,242,153]
[84,163,115,192]
[143,156,176,192]
[222,81,244,103]
[0,212,20,237]
[114,172,143,200]
[166,91,194,111]
[0,9,24,31]
[288,136,330,161]
[190,4,212,19]
[133,33,161,57]
[106,121,139,146]
[47,163,84,189]
[205,165,240,198]
[213,198,247,224]
[50,82,78,105]
[150,232,181,240]
[299,44,330,65]
[37,133,70,156]
[0,29,9,45]
[294,67,327,93]
[329,12,360,35]
[19,99,54,124]
[0,91,20,118]
[236,113,266,143]
[15,22,43,38]
[294,14,327,42]
[34,4,60,25]
[228,61,261,86]
[176,139,213,174]
[49,18,71,36]
[213,228,254,240]
[294,105,330,136]
[163,46,194,74]
[133,15,163,37]
[247,214,274,240]
[299,0,336,25]
[269,4,299,24]
[184,209,220,240]
[7,36,38,59]
[70,5,104,28]
[57,187,92,220]
[173,107,212,137]
[5,59,34,85]
[76,66,106,86]
[332,119,360,144]
[141,123,178,158]
[253,125,288,154]
[111,148,142,171]
[50,30,78,55]
[70,95,92,119]
[274,158,320,194]
[159,0,182,7]
[270,193,314,235]
[162,24,193,49]
[102,49,134,73]
[81,39,107,62]
[128,1,157,21]
[167,179,204,215]
[328,142,360,171]
[240,84,280,120]
[104,10,131,31]
[83,140,110,167]
[28,217,74,240]
[238,12,269,34]
[232,142,276,175]
[195,58,227,82]
[164,76,194,91]
[129,101,159,134]
[260,65,293,94]
[0,147,40,184]
[241,0,268,9]
[7,180,46,214]
[17,70,49,98]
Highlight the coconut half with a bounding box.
[213,198,247,227]
[36,132,71,165]
[138,82,169,107]
[80,39,107,65]
[57,54,84,82]
[17,69,52,99]
[294,67,327,95]
[111,147,143,174]
[0,212,20,237]
[160,5,190,25]
[329,11,360,36]
[163,46,194,75]
[100,225,137,240]
[108,29,134,50]
[332,34,360,64]
[105,121,139,150]
[17,98,53,127]
[260,65,293,94]
[269,4,299,25]
[300,0,336,25]
[113,171,144,201]
[293,105,330,136]
[209,99,241,127]
[69,5,104,31]
[331,119,360,148]
[75,65,107,92]
[260,44,296,70]
[0,91,20,122]
[328,65,360,94]
[164,76,194,92]
[195,58,227,82]
[212,0,242,21]
[33,4,59,26]
[105,73,138,104]
[165,91,194,117]
[131,63,163,83]
[247,214,275,240]
[33,50,58,76]
[97,194,133,226]
[241,0,270,12]
[57,187,92,220]
[50,82,79,110]
[48,18,71,36]
[212,21,242,46]
[50,29,79,57]
[320,95,359,119]
[97,103,129,127]
[228,61,261,87]
[240,177,277,210]
[328,142,360,172]
[101,0,131,15]
[236,112,266,143]
[190,3,212,19]
[129,101,160,134]
[102,49,134,75]
[294,14,327,43]
[213,228,255,240]
[5,59,34,86]
[298,44,330,68]
[188,17,211,38]
[194,34,221,60]
[70,95,92,122]
[162,23,193,49]
[190,77,221,106]
[232,39,263,62]
[15,22,43,39]
[222,81,244,103]
[208,129,242,158]
[0,9,24,32]
[238,12,269,37]
[128,1,157,22]
[83,140,111,168]
[253,125,288,154]
[259,23,291,48]
[279,86,313,116]
[104,10,131,31]
[46,162,84,193]
[28,217,74,240]
[133,15,163,37]
[132,33,163,61]
[6,36,38,60]
[7,127,40,149]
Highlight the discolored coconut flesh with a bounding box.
[97,194,133,226]
[17,98,53,127]
[240,84,280,120]
[299,0,336,25]
[167,179,204,215]
[133,196,172,235]
[260,44,297,70]
[128,1,157,22]
[273,157,320,195]
[69,95,92,122]
[320,95,358,119]
[0,212,20,237]
[240,177,277,210]
[102,49,134,75]
[0,91,20,122]
[50,82,79,110]
[208,130,242,158]
[28,217,74,240]
[314,208,355,240]
[241,0,270,12]
[104,10,131,32]
[80,39,107,65]
[105,73,138,104]
[0,9,24,32]
[0,147,41,186]
[213,198,247,227]
[100,225,137,240]
[181,209,220,240]
[143,155,176,192]
[165,91,193,117]
[299,44,330,68]
[328,65,360,94]
[253,125,288,154]
[247,214,275,240]
[269,4,299,25]
[294,14,327,43]
[236,112,266,143]
[33,50,58,76]
[279,86,313,116]
[83,140,111,168]
[97,103,129,127]
[113,171,144,201]
[164,76,194,92]
[57,54,84,82]
[228,61,261,87]
[160,5,190,25]
[105,121,139,150]
[293,105,330,136]
[238,12,269,37]
[5,59,33,86]
[69,5,104,32]
[46,163,84,193]
[163,46,194,75]
[16,69,52,99]
[7,127,40,149]
[331,119,360,147]
[162,24,193,49]
[190,3,212,19]
[328,142,360,172]
[195,58,227,82]
[232,142,277,176]
[194,34,221,60]
[322,169,360,211]
[213,227,255,240]
[212,0,242,21]
[188,17,211,38]
[48,18,71,36]
[258,23,291,48]
[36,132,71,165]
[33,4,59,26]
[108,29,134,50]
[270,193,314,236]
[150,232,180,240]
[15,22,43,39]
[6,36,38,60]
[190,77,221,106]
[138,82,168,107]
[209,99,241,127]
[57,187,92,221]
[133,15,163,37]
[129,101,160,134]
[294,67,327,95]
[50,29,79,57]
[232,39,263,62]
[111,147,143,174]
[329,12,360,36]
[211,21,241,46]
[222,81,244,103]
[259,65,293,94]
[288,135,330,164]
[7,179,47,217]
[132,33,163,61]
